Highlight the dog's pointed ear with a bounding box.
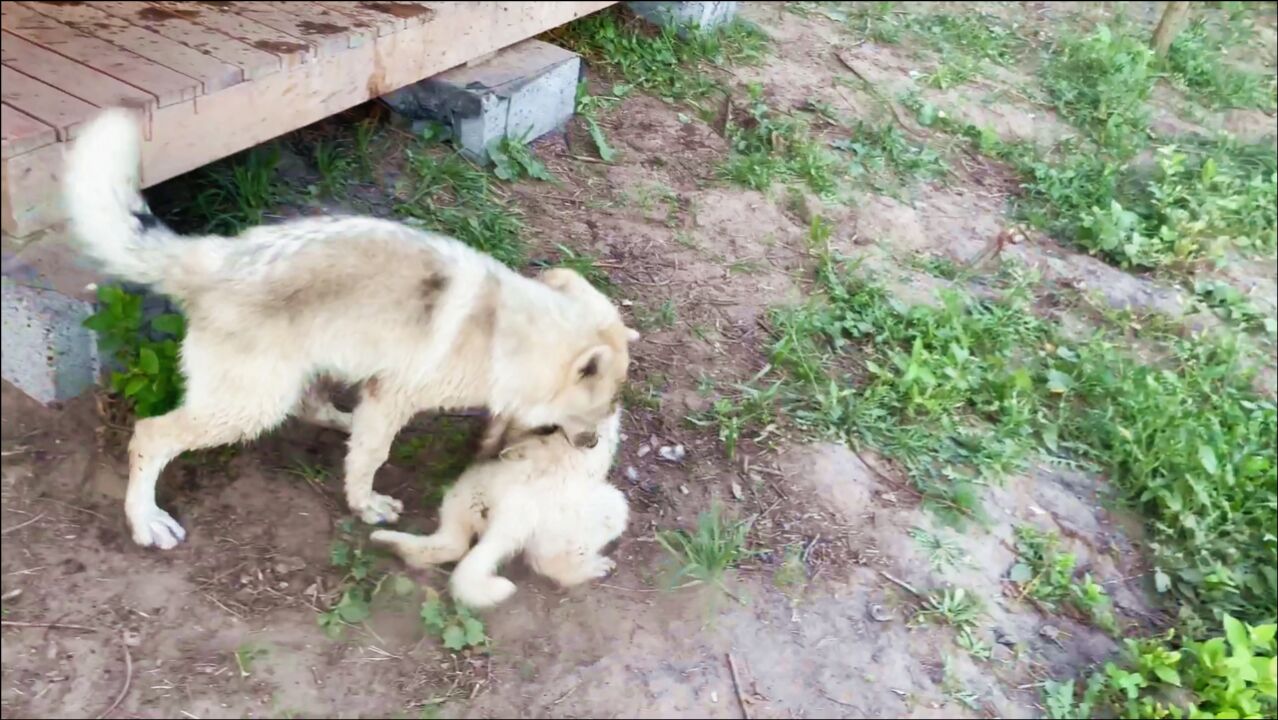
[572,344,614,384]
[625,327,641,343]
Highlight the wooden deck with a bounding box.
[1,1,615,237]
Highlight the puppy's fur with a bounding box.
[65,109,638,549]
[372,410,627,608]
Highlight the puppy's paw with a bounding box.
[451,575,517,609]
[350,492,403,525]
[128,504,187,549]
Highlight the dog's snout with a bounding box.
[574,431,600,449]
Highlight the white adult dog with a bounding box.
[64,109,638,549]
[372,410,627,608]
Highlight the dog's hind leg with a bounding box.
[127,342,302,549]
[343,379,416,525]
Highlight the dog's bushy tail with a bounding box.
[64,109,178,286]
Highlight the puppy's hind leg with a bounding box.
[449,505,533,609]
[371,484,479,567]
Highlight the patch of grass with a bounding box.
[311,139,354,199]
[153,145,287,235]
[318,519,388,639]
[392,418,474,506]
[689,379,780,460]
[916,586,983,629]
[395,146,526,267]
[722,83,841,195]
[733,252,1276,628]
[1040,25,1155,148]
[554,8,766,105]
[83,285,185,418]
[1166,17,1277,110]
[1044,615,1277,719]
[829,120,948,188]
[1193,279,1276,335]
[1012,525,1117,633]
[420,588,488,651]
[909,527,969,572]
[773,543,807,593]
[912,97,1278,268]
[633,298,678,331]
[656,505,753,593]
[575,81,631,161]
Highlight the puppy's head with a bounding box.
[527,268,640,448]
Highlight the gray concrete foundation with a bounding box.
[381,40,582,163]
[628,1,740,31]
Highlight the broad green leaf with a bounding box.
[139,347,160,375]
[152,314,185,335]
[124,376,148,398]
[392,574,416,597]
[1198,445,1219,476]
[442,625,466,651]
[336,592,370,623]
[462,616,485,646]
[1152,665,1181,687]
[1010,563,1034,583]
[1223,613,1250,654]
[1154,569,1171,593]
[1047,369,1072,394]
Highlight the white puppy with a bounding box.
[372,410,627,608]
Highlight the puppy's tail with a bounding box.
[64,109,179,287]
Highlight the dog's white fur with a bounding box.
[372,410,626,608]
[65,109,638,549]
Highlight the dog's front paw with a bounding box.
[350,492,403,525]
[586,556,616,580]
[127,504,187,549]
[451,575,517,609]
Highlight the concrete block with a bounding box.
[2,279,100,405]
[381,40,581,164]
[628,1,739,31]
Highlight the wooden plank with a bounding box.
[148,1,313,68]
[2,139,61,235]
[2,31,156,111]
[1,103,57,159]
[0,2,194,106]
[3,1,618,237]
[223,2,374,55]
[313,2,404,37]
[21,1,242,94]
[92,1,282,81]
[0,66,97,140]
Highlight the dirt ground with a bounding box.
[3,3,1275,719]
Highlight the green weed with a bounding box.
[83,285,185,418]
[395,147,525,267]
[1041,25,1155,148]
[1193,279,1276,335]
[829,120,947,188]
[656,505,753,592]
[633,298,678,331]
[488,132,555,183]
[312,139,353,198]
[1012,525,1117,633]
[917,586,983,629]
[575,81,631,162]
[233,643,268,677]
[555,9,766,105]
[909,527,969,572]
[420,589,488,651]
[1045,615,1277,719]
[688,380,780,460]
[722,83,840,195]
[534,243,613,293]
[1166,17,1276,110]
[318,519,387,639]
[157,145,286,235]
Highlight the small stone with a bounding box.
[123,630,142,647]
[710,691,719,703]
[273,556,307,575]
[658,444,686,463]
[730,481,744,500]
[868,604,895,622]
[625,466,639,484]
[637,444,651,458]
[679,484,690,495]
